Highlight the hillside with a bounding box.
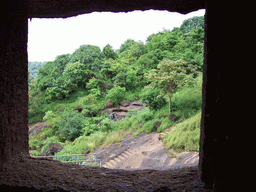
[28,16,203,167]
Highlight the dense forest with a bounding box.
[29,16,204,157]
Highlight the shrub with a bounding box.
[140,88,167,110]
[83,124,99,136]
[80,94,105,116]
[171,75,202,114]
[106,86,126,106]
[137,107,154,123]
[58,110,85,141]
[56,132,106,155]
[43,110,55,121]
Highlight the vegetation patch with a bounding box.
[163,112,201,152]
[28,16,204,157]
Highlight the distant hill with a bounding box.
[28,61,47,78]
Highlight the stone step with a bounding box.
[103,150,133,169]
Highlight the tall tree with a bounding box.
[145,59,197,113]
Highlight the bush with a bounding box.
[80,94,105,116]
[140,88,167,110]
[137,107,154,123]
[58,110,85,141]
[83,124,99,136]
[56,132,106,155]
[106,86,126,106]
[170,75,202,116]
[43,110,55,121]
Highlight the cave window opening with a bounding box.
[28,9,205,169]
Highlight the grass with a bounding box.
[163,111,201,152]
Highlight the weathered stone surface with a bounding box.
[169,114,179,121]
[106,100,114,108]
[84,150,90,155]
[73,106,83,113]
[28,0,205,18]
[159,114,167,119]
[120,101,130,107]
[109,112,124,121]
[131,100,143,106]
[153,121,162,131]
[48,143,63,155]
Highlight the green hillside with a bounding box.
[29,16,204,157]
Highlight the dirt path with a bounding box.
[94,132,199,170]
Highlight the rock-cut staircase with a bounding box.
[103,149,133,169]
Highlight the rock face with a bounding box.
[109,112,124,121]
[100,100,144,120]
[120,101,130,107]
[106,100,114,108]
[169,114,179,121]
[48,143,63,155]
[153,121,162,131]
[73,106,83,113]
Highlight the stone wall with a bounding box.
[0,0,29,168]
[1,0,249,191]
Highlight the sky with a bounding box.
[28,9,205,62]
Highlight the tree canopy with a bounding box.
[29,15,204,110]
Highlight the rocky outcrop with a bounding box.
[73,106,83,113]
[48,143,63,155]
[99,100,144,120]
[169,114,179,121]
[153,121,162,131]
[109,112,124,121]
[106,100,114,108]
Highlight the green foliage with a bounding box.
[145,59,197,113]
[105,86,126,106]
[56,132,106,155]
[171,75,202,117]
[70,44,103,73]
[58,110,85,141]
[102,44,118,60]
[137,107,154,123]
[28,61,46,78]
[80,94,105,116]
[163,112,201,152]
[63,61,88,88]
[140,88,167,110]
[28,73,44,114]
[29,15,204,157]
[180,16,204,33]
[43,110,55,121]
[117,39,137,54]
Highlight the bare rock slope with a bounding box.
[94,132,198,170]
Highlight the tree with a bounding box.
[63,61,89,89]
[180,16,204,33]
[28,73,43,114]
[102,44,117,60]
[117,39,137,54]
[70,44,103,74]
[145,59,196,113]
